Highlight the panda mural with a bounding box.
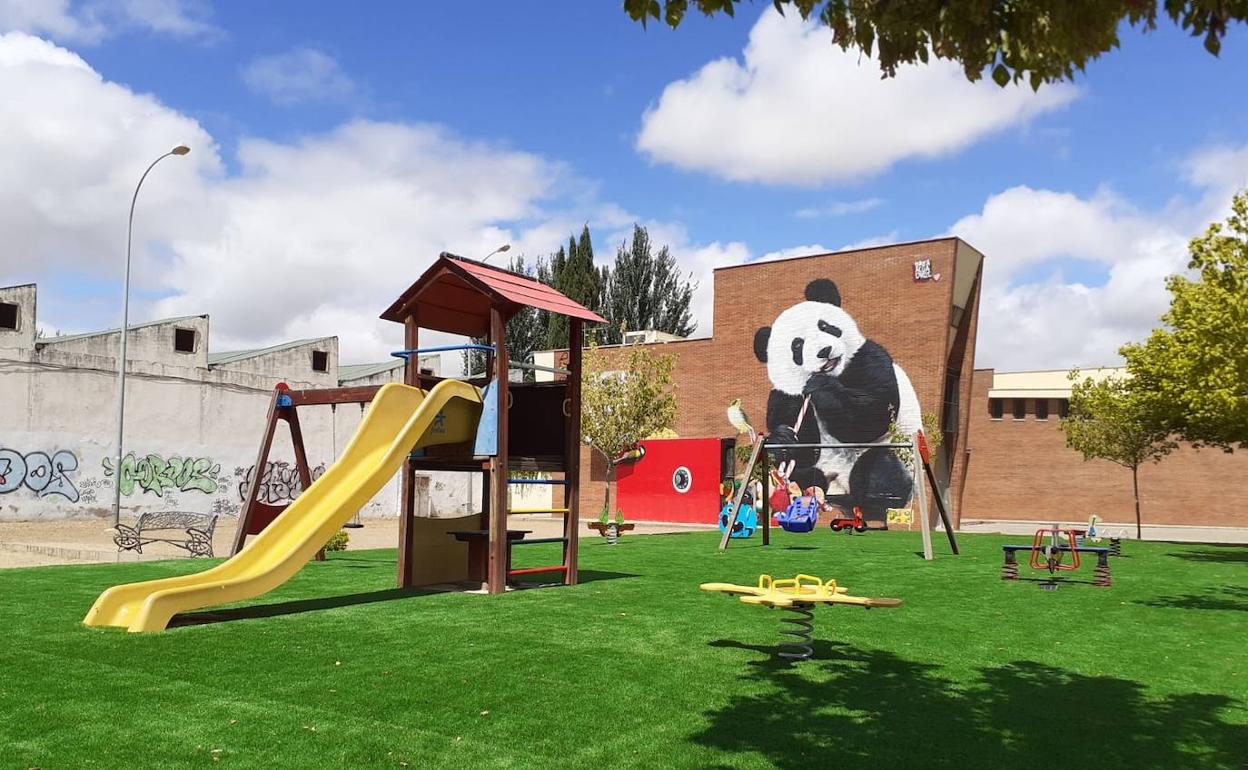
[754,279,922,526]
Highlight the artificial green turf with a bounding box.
[1,530,1245,769]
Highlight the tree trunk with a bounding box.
[1131,464,1142,540]
[604,461,614,516]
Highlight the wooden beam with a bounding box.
[397,313,419,588]
[487,306,510,595]
[914,432,933,561]
[232,388,282,556]
[563,317,583,585]
[286,385,381,407]
[285,402,325,562]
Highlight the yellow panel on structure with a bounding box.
[83,379,483,633]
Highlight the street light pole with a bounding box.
[481,243,510,264]
[112,145,190,526]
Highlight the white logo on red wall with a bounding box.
[672,466,692,493]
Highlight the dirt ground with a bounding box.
[0,516,710,569]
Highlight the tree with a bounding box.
[600,224,697,344]
[1121,190,1248,450]
[546,225,604,350]
[461,254,548,379]
[1060,372,1176,539]
[623,1,1242,89]
[580,338,678,518]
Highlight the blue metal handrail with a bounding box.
[391,344,496,359]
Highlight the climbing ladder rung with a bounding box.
[511,537,568,546]
[508,507,570,515]
[507,478,567,485]
[508,565,569,577]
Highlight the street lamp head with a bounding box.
[171,145,191,156]
[497,244,510,253]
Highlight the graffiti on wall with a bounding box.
[102,453,223,497]
[753,279,922,525]
[0,448,80,502]
[236,461,327,504]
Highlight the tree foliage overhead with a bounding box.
[581,339,679,514]
[623,0,1243,88]
[600,224,697,344]
[1060,372,1176,538]
[1121,190,1248,450]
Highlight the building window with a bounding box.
[989,399,1003,420]
[941,370,961,434]
[1058,399,1070,418]
[312,350,329,372]
[1035,399,1049,421]
[0,302,18,331]
[1012,399,1027,420]
[174,327,196,353]
[419,367,434,376]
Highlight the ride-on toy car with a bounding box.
[828,506,868,533]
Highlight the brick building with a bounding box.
[557,237,985,526]
[552,238,1246,535]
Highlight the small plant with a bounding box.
[887,411,944,467]
[325,530,350,552]
[597,506,625,525]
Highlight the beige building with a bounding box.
[0,282,487,523]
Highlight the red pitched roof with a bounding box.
[380,253,605,337]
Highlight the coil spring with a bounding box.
[1094,563,1112,587]
[1110,538,1122,557]
[777,603,815,661]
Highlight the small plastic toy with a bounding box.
[701,574,902,660]
[828,506,868,533]
[718,487,758,539]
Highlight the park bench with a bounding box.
[114,511,219,558]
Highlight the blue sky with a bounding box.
[1,1,1246,369]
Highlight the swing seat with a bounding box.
[775,496,819,533]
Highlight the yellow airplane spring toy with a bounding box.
[701,574,902,661]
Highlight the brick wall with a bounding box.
[961,369,1248,529]
[571,238,974,522]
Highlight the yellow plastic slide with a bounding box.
[84,379,482,633]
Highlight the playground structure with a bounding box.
[701,573,902,661]
[1001,525,1114,587]
[84,253,604,632]
[719,431,960,560]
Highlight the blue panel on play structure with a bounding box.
[473,380,498,456]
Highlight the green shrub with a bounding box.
[325,530,350,552]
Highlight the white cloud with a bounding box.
[793,198,883,219]
[242,48,355,106]
[637,8,1076,186]
[950,186,1208,371]
[0,0,217,43]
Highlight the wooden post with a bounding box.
[563,318,583,584]
[719,437,763,550]
[914,433,933,561]
[283,403,325,562]
[397,314,419,588]
[487,306,510,594]
[762,447,771,546]
[232,388,282,556]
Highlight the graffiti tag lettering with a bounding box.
[102,453,222,497]
[236,461,327,504]
[0,448,80,502]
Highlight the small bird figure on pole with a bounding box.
[727,398,757,443]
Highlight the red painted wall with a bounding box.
[616,437,729,524]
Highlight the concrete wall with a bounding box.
[0,284,489,523]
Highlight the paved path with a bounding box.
[0,517,713,569]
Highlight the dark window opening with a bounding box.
[174,327,196,353]
[1012,399,1027,420]
[1058,399,1070,418]
[311,350,329,372]
[1035,399,1049,421]
[941,370,961,434]
[0,302,18,331]
[989,399,1003,419]
[419,367,434,376]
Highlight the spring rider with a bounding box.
[701,574,902,661]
